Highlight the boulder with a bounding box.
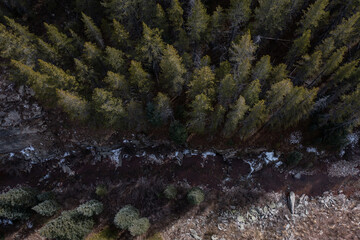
[288,191,295,214]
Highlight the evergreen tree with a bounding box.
[242,79,261,107]
[111,19,130,49]
[209,5,226,42]
[218,74,237,107]
[230,31,257,84]
[44,23,75,55]
[286,30,311,65]
[57,89,89,121]
[315,37,335,59]
[81,12,104,48]
[104,71,129,98]
[187,0,210,42]
[129,60,153,94]
[36,38,60,63]
[253,0,291,37]
[126,99,147,131]
[297,0,329,35]
[74,58,97,96]
[266,79,293,112]
[154,92,173,124]
[251,55,272,82]
[137,23,165,73]
[332,60,359,85]
[239,100,268,140]
[159,44,186,97]
[322,46,347,76]
[83,42,103,65]
[295,51,322,84]
[269,63,288,84]
[222,95,249,138]
[155,3,168,34]
[167,0,184,32]
[228,0,251,40]
[105,46,125,73]
[209,104,226,133]
[187,66,216,101]
[75,200,103,217]
[329,11,360,47]
[187,94,213,134]
[216,61,232,80]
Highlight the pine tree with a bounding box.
[111,19,130,49]
[155,3,168,34]
[228,0,251,39]
[269,63,288,84]
[187,0,210,42]
[126,99,147,131]
[253,0,291,37]
[322,46,347,76]
[251,55,272,82]
[295,51,323,84]
[187,66,216,101]
[104,71,129,98]
[4,16,35,41]
[269,86,318,129]
[218,74,237,107]
[286,30,311,65]
[167,0,184,32]
[105,46,125,73]
[37,59,78,91]
[296,0,329,35]
[187,93,213,134]
[57,89,89,121]
[44,23,75,55]
[137,23,165,72]
[230,31,257,84]
[153,92,173,124]
[83,42,103,67]
[315,37,335,59]
[92,88,126,126]
[222,95,249,138]
[81,12,104,48]
[209,104,226,133]
[74,58,97,96]
[216,61,232,80]
[36,38,60,63]
[332,60,359,85]
[266,79,293,112]
[242,79,261,107]
[159,44,186,97]
[209,5,226,42]
[329,11,360,47]
[129,60,153,94]
[239,100,268,140]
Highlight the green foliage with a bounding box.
[160,44,186,97]
[218,74,236,107]
[32,200,60,217]
[228,0,251,30]
[169,120,188,145]
[95,185,108,198]
[105,46,125,73]
[57,89,89,121]
[76,200,103,217]
[167,0,184,31]
[209,104,226,133]
[266,79,293,112]
[0,187,36,220]
[239,100,268,140]
[243,79,261,107]
[129,217,150,236]
[252,55,272,82]
[287,30,311,64]
[129,60,153,94]
[39,210,94,240]
[222,96,249,138]
[187,0,210,42]
[295,51,322,83]
[297,0,329,35]
[81,12,104,48]
[163,185,177,199]
[329,11,360,47]
[269,63,288,84]
[187,94,213,134]
[187,188,205,205]
[286,151,303,166]
[187,66,216,100]
[111,19,130,48]
[87,226,117,240]
[113,205,139,230]
[147,233,163,240]
[103,71,129,98]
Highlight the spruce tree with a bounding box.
[239,100,268,140]
[57,89,89,121]
[103,71,129,98]
[81,12,104,48]
[155,3,168,34]
[44,23,75,55]
[209,104,226,133]
[251,55,272,82]
[187,0,210,43]
[242,79,261,107]
[187,66,216,101]
[222,96,249,138]
[322,46,347,76]
[159,44,186,97]
[153,92,173,124]
[296,0,329,35]
[230,31,257,84]
[228,0,251,40]
[126,99,147,131]
[295,51,323,84]
[111,19,130,49]
[105,46,125,73]
[218,74,237,107]
[286,30,311,65]
[167,0,184,32]
[187,94,213,134]
[329,11,360,47]
[269,63,288,84]
[129,60,153,94]
[266,79,293,112]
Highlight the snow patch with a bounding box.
[289,131,302,144]
[0,219,13,226]
[109,148,122,166]
[306,147,323,155]
[202,151,216,158]
[20,145,35,158]
[259,152,279,164]
[346,133,359,148]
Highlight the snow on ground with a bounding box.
[202,151,216,158]
[259,152,279,164]
[109,148,122,166]
[289,131,302,144]
[306,147,324,156]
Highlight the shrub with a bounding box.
[128,217,150,236]
[0,206,28,220]
[187,188,205,205]
[163,185,177,200]
[0,187,36,208]
[113,205,139,230]
[87,226,117,240]
[37,192,55,202]
[76,200,103,217]
[32,200,60,216]
[147,233,163,240]
[169,121,188,145]
[286,151,303,166]
[95,185,108,197]
[39,210,94,240]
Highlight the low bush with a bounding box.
[113,205,139,230]
[128,217,150,236]
[286,151,303,167]
[76,200,103,217]
[86,226,117,240]
[32,200,60,216]
[163,185,177,200]
[95,185,108,197]
[187,188,205,205]
[169,121,188,145]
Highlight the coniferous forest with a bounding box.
[0,0,360,146]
